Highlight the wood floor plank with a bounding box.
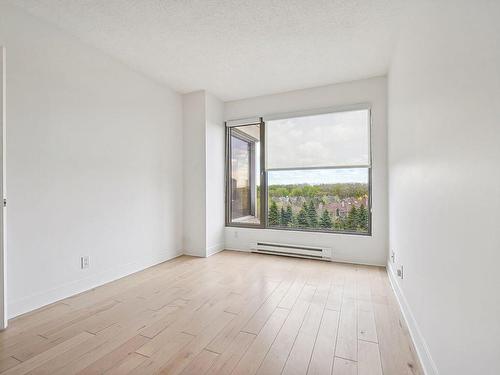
[104,352,149,374]
[205,332,255,375]
[2,332,94,375]
[358,339,383,375]
[41,323,143,375]
[242,280,292,334]
[332,357,357,375]
[358,308,378,343]
[205,287,276,354]
[335,297,357,361]
[282,284,329,375]
[0,355,20,373]
[155,311,235,375]
[307,309,339,375]
[77,334,150,374]
[129,332,194,374]
[1,252,423,375]
[232,307,289,375]
[325,284,343,311]
[278,279,306,309]
[256,286,316,375]
[179,349,219,375]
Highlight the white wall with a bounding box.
[388,1,500,374]
[0,3,184,318]
[182,91,207,257]
[182,90,225,257]
[205,93,225,256]
[224,77,388,266]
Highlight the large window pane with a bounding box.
[267,168,370,233]
[229,124,261,225]
[226,108,371,235]
[266,109,370,170]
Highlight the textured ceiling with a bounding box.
[11,0,406,101]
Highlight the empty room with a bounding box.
[0,0,498,374]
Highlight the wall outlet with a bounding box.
[81,256,90,269]
[397,265,404,279]
[234,230,238,239]
[390,250,396,263]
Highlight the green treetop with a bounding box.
[297,202,309,227]
[280,207,286,226]
[346,205,358,230]
[357,204,369,231]
[319,209,333,228]
[307,200,318,228]
[283,205,293,226]
[268,201,280,226]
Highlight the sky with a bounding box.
[268,168,368,186]
[266,109,369,170]
[232,109,370,186]
[267,109,369,185]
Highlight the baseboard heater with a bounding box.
[252,242,332,261]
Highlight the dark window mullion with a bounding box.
[260,118,266,228]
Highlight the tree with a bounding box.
[357,204,369,231]
[280,205,293,226]
[269,201,280,226]
[297,203,308,227]
[307,200,318,228]
[319,209,332,228]
[280,207,286,226]
[333,217,345,230]
[346,206,358,230]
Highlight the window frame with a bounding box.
[225,118,266,228]
[225,104,373,236]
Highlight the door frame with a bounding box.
[0,46,7,329]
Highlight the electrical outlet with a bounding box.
[397,265,404,279]
[390,250,395,263]
[81,256,90,269]
[234,230,238,239]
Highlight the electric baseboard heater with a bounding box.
[252,242,332,261]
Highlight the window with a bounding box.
[226,122,263,225]
[226,107,371,234]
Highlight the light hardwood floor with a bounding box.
[0,251,422,374]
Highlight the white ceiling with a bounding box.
[12,0,406,101]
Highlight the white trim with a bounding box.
[183,244,225,258]
[224,246,384,267]
[8,251,183,319]
[224,247,250,253]
[387,263,440,375]
[206,243,225,257]
[329,258,385,268]
[181,251,205,258]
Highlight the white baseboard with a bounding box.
[206,243,225,257]
[330,258,386,267]
[8,250,183,319]
[223,247,250,252]
[182,251,205,257]
[225,246,385,267]
[183,244,225,258]
[387,264,439,375]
